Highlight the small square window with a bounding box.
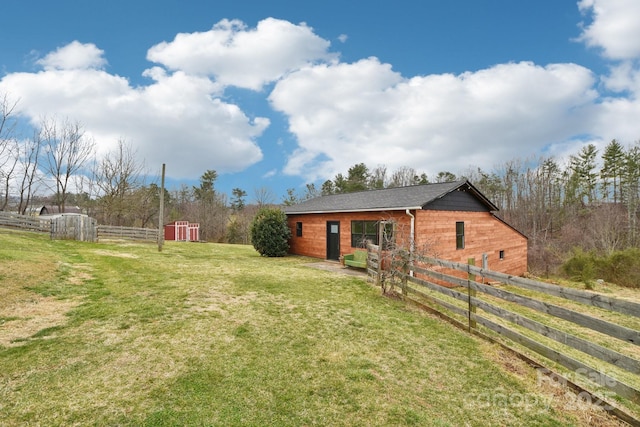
[499,250,505,260]
[296,222,303,237]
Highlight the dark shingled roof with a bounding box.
[284,180,498,214]
[39,205,82,216]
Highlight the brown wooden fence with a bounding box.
[0,212,158,243]
[50,215,97,241]
[366,243,640,422]
[96,225,158,242]
[0,212,51,233]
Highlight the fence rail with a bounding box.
[0,212,51,232]
[96,225,158,242]
[366,243,640,414]
[423,255,640,317]
[0,212,158,243]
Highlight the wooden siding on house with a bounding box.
[414,210,527,276]
[287,209,527,277]
[287,211,411,260]
[285,181,527,277]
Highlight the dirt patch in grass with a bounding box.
[0,252,89,347]
[184,289,259,315]
[0,296,79,346]
[60,262,95,285]
[481,344,628,427]
[93,249,139,259]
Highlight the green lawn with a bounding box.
[0,229,618,426]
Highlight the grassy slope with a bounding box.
[0,229,607,426]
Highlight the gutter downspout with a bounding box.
[406,209,415,277]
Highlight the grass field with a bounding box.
[0,228,625,426]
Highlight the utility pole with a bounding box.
[158,163,165,252]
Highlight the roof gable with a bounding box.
[284,180,498,214]
[424,186,492,212]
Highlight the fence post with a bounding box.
[401,257,408,298]
[376,243,383,289]
[482,253,488,284]
[467,258,477,331]
[158,163,166,252]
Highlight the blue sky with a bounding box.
[2,0,640,203]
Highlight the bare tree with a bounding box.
[254,186,276,207]
[388,166,421,188]
[0,141,19,211]
[621,143,640,246]
[0,94,20,210]
[302,183,319,201]
[130,183,163,228]
[93,139,145,225]
[371,215,441,295]
[0,93,19,154]
[72,173,98,217]
[171,184,195,217]
[40,117,95,212]
[16,129,44,214]
[368,165,387,189]
[583,203,627,254]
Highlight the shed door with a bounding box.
[188,224,199,242]
[176,222,188,241]
[326,221,340,260]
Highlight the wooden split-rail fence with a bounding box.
[0,212,158,243]
[96,225,159,241]
[0,211,51,233]
[365,242,640,424]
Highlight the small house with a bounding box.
[283,180,527,276]
[164,220,200,242]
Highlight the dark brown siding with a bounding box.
[423,189,490,212]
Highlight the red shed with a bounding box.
[164,221,200,242]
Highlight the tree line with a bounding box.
[292,139,640,275]
[3,94,639,274]
[0,97,286,243]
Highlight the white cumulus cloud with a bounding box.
[4,8,640,191]
[271,59,598,182]
[578,0,640,60]
[577,0,640,146]
[36,40,107,70]
[147,18,335,90]
[0,41,268,178]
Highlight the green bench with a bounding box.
[343,249,368,269]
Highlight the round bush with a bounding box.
[603,249,640,288]
[250,207,291,257]
[560,248,596,283]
